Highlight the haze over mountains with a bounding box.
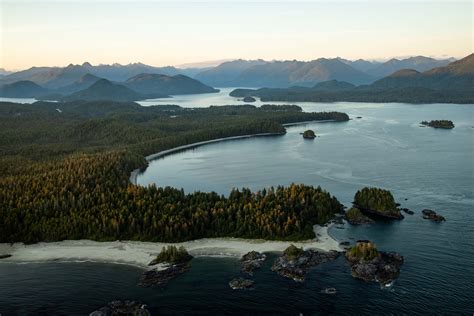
[0,54,469,102]
[230,53,474,104]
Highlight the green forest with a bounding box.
[0,101,348,243]
[230,87,474,104]
[353,187,401,218]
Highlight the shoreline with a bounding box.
[0,224,341,269]
[130,119,342,185]
[130,132,285,184]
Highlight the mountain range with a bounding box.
[230,53,474,104]
[0,54,468,102]
[0,55,456,90]
[194,56,455,87]
[0,72,218,101]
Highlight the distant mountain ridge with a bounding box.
[125,73,218,95]
[0,55,464,101]
[229,54,474,104]
[367,56,454,78]
[1,70,220,101]
[1,55,457,90]
[195,58,373,87]
[194,56,455,87]
[0,81,51,98]
[372,53,473,90]
[0,62,183,89]
[62,79,147,102]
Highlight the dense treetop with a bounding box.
[348,241,379,261]
[420,120,455,129]
[0,101,348,243]
[353,187,402,219]
[153,245,193,264]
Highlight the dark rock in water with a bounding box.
[243,96,256,103]
[345,241,404,285]
[321,287,337,295]
[241,251,266,275]
[229,277,254,290]
[139,263,190,287]
[422,209,446,222]
[0,254,12,259]
[271,248,340,282]
[356,116,362,119]
[339,241,350,246]
[89,300,150,316]
[401,208,414,215]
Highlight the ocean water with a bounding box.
[1,92,473,315]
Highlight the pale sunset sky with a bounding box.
[0,0,472,70]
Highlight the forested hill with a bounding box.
[229,54,474,104]
[0,101,348,243]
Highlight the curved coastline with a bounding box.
[130,119,343,185]
[0,224,341,269]
[130,132,285,185]
[2,120,345,269]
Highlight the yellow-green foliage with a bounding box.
[283,244,304,259]
[155,245,192,264]
[349,241,379,261]
[346,207,364,221]
[0,101,347,244]
[354,187,398,215]
[302,130,316,138]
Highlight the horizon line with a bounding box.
[2,53,469,72]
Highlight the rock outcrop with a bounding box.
[89,300,150,316]
[271,245,340,281]
[229,277,255,289]
[241,251,266,275]
[422,209,446,222]
[345,240,404,285]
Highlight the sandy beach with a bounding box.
[0,224,340,269]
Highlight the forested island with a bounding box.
[353,187,403,220]
[0,101,349,243]
[141,245,193,287]
[420,120,455,129]
[345,241,404,285]
[230,87,474,104]
[302,130,316,139]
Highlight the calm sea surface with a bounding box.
[1,90,473,315]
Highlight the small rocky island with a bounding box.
[353,187,404,220]
[420,120,455,129]
[271,245,340,281]
[345,240,404,286]
[229,277,255,290]
[243,96,256,103]
[139,245,193,287]
[89,300,150,316]
[302,129,316,139]
[241,251,267,275]
[345,207,374,225]
[422,209,446,222]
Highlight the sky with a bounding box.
[0,0,472,70]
